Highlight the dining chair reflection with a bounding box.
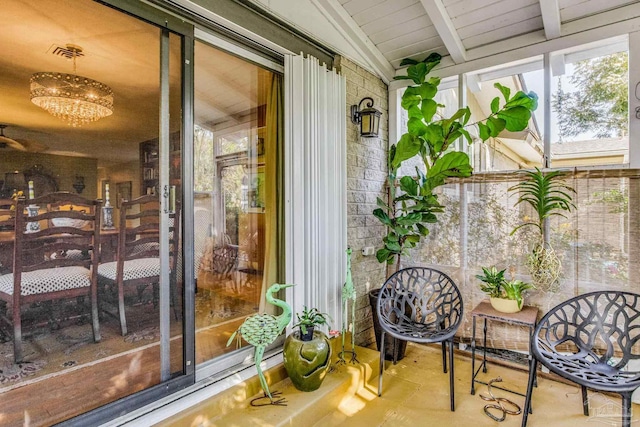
[0,193,102,363]
[97,195,179,335]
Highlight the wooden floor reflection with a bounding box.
[0,270,261,427]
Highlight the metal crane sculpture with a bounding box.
[338,248,358,364]
[227,283,294,406]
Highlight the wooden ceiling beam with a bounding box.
[539,0,562,40]
[391,3,640,89]
[419,0,467,64]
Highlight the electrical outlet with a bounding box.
[362,246,375,256]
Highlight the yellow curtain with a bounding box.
[259,73,283,313]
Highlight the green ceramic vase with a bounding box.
[283,330,332,392]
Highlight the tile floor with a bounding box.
[313,343,640,427]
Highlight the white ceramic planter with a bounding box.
[490,297,522,313]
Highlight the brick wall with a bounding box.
[335,56,389,347]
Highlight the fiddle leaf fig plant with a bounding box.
[376,53,538,270]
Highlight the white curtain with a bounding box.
[284,53,347,331]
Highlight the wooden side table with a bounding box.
[470,301,538,396]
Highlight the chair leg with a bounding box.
[392,337,398,365]
[581,385,589,416]
[442,341,447,373]
[90,284,101,342]
[117,279,127,336]
[12,303,23,363]
[521,358,538,427]
[621,392,632,427]
[448,339,455,411]
[378,331,386,397]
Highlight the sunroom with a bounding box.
[0,1,639,426]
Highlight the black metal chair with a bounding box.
[376,267,463,411]
[522,291,640,427]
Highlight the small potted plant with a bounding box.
[283,306,333,392]
[477,266,532,313]
[293,306,331,341]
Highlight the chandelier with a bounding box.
[30,45,114,127]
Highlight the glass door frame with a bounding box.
[66,1,195,425]
[69,0,288,423]
[192,28,285,381]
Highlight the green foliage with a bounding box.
[508,168,576,236]
[501,280,533,309]
[293,306,331,335]
[477,266,532,309]
[552,52,628,139]
[376,54,538,267]
[476,266,507,298]
[588,188,628,214]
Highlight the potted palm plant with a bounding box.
[477,266,532,313]
[508,168,576,292]
[283,306,333,392]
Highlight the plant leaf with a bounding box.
[426,151,473,190]
[459,128,472,144]
[376,248,392,263]
[407,105,423,119]
[478,122,490,141]
[399,176,419,196]
[505,91,539,111]
[401,93,421,110]
[416,223,430,236]
[490,97,500,114]
[407,117,428,136]
[418,82,437,100]
[487,116,506,136]
[421,99,438,122]
[392,133,422,168]
[396,212,423,226]
[372,208,392,226]
[407,62,428,85]
[497,106,531,131]
[376,197,391,210]
[494,82,511,101]
[422,52,442,74]
[399,58,419,67]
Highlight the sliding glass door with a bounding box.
[0,1,185,424]
[193,38,283,369]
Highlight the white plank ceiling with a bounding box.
[313,0,640,82]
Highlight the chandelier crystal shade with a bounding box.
[29,45,114,127]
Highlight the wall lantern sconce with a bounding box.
[350,97,381,138]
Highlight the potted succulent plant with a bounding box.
[477,266,532,313]
[283,306,333,392]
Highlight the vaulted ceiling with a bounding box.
[302,0,640,82]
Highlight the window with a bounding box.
[549,37,629,167]
[468,57,544,172]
